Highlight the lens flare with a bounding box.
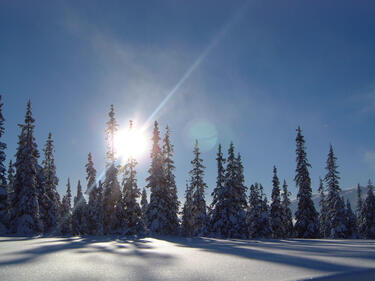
[114,128,148,161]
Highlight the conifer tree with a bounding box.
[318,177,329,238]
[7,160,15,213]
[182,182,194,236]
[146,121,169,234]
[141,188,148,227]
[248,183,268,238]
[359,180,375,239]
[59,179,72,235]
[72,180,88,235]
[324,145,346,238]
[356,184,363,221]
[105,104,118,166]
[270,166,284,238]
[0,95,8,233]
[189,140,208,236]
[345,199,357,238]
[122,156,144,235]
[259,186,272,238]
[162,126,179,234]
[209,144,226,237]
[281,180,293,237]
[11,101,43,234]
[294,127,319,238]
[41,133,60,233]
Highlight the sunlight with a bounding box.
[114,121,148,161]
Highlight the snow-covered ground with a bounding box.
[1,236,375,281]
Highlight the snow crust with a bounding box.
[1,236,375,281]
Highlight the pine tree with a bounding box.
[182,182,194,237]
[359,180,375,239]
[356,184,362,222]
[324,145,346,238]
[189,140,208,236]
[0,95,8,233]
[141,188,148,227]
[86,153,103,235]
[72,180,88,235]
[248,183,270,238]
[270,166,284,238]
[294,126,319,238]
[59,179,72,235]
[281,180,293,237]
[259,186,272,238]
[318,177,329,238]
[7,160,15,215]
[122,157,144,235]
[345,199,357,238]
[146,121,169,234]
[162,126,179,234]
[11,101,43,234]
[209,144,226,237]
[105,104,118,166]
[41,133,60,233]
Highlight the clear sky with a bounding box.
[1,0,374,201]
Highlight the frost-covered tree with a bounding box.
[294,126,319,238]
[86,153,103,235]
[209,144,226,237]
[0,95,8,233]
[72,180,88,235]
[7,160,15,214]
[146,121,169,234]
[281,180,293,238]
[162,126,179,234]
[182,182,194,237]
[141,188,148,226]
[356,184,363,222]
[11,101,43,234]
[358,180,375,239]
[324,145,346,238]
[259,187,272,238]
[189,140,208,236]
[41,133,60,233]
[248,183,270,238]
[345,199,357,238]
[318,177,329,238]
[105,104,118,166]
[270,166,284,238]
[59,179,72,235]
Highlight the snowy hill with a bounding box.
[290,186,368,215]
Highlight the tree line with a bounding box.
[0,96,374,239]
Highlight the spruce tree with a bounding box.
[189,140,208,236]
[7,160,15,215]
[318,177,329,238]
[209,144,226,237]
[324,145,346,238]
[182,182,194,236]
[281,180,293,237]
[270,166,284,238]
[248,183,267,238]
[259,186,272,238]
[72,180,88,235]
[356,184,363,222]
[141,188,148,227]
[105,104,118,165]
[59,179,72,235]
[0,95,8,233]
[294,126,319,238]
[162,126,179,234]
[11,101,43,234]
[41,133,60,233]
[146,121,169,234]
[359,180,375,239]
[345,199,357,238]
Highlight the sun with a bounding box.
[113,123,149,161]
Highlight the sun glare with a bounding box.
[114,125,148,161]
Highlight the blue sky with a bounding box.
[1,0,375,201]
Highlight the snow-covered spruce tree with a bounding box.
[0,95,8,233]
[146,121,169,234]
[182,182,194,236]
[324,145,346,238]
[7,160,15,215]
[72,180,88,235]
[345,199,357,238]
[103,105,121,234]
[248,183,269,238]
[189,140,208,236]
[318,177,329,238]
[209,144,226,237]
[270,166,284,238]
[41,133,60,233]
[359,180,375,239]
[59,179,72,235]
[162,126,180,235]
[85,153,103,235]
[122,157,144,235]
[11,101,43,234]
[259,186,272,238]
[294,126,319,238]
[356,184,363,223]
[141,188,148,227]
[281,180,293,238]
